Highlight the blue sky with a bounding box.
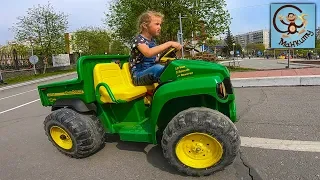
[0,0,319,45]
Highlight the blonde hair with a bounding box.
[137,11,164,33]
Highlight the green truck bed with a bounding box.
[38,55,130,106]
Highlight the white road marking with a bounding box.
[0,89,37,101]
[1,97,320,153]
[0,99,40,115]
[241,136,320,153]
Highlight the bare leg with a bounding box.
[298,28,306,35]
[282,33,290,38]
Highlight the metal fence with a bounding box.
[0,49,33,70]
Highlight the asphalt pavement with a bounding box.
[0,74,319,180]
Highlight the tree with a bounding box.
[105,0,231,44]
[246,43,265,55]
[0,43,30,69]
[246,43,265,53]
[234,43,242,55]
[110,38,130,55]
[12,2,68,66]
[72,27,130,55]
[205,38,220,49]
[222,28,235,56]
[73,27,112,55]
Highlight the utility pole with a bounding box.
[191,0,198,58]
[0,70,6,84]
[286,49,290,68]
[178,13,184,59]
[30,38,36,75]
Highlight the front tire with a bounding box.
[161,107,240,176]
[44,108,105,158]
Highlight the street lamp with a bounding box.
[28,37,36,56]
[27,37,37,75]
[242,48,245,58]
[178,13,187,59]
[232,43,236,66]
[232,43,235,58]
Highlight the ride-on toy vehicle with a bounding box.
[38,48,240,176]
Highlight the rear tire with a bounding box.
[44,108,105,158]
[161,107,240,176]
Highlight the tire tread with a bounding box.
[44,108,105,159]
[161,107,240,176]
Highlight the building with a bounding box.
[234,29,270,49]
[64,32,76,54]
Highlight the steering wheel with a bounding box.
[158,45,200,65]
[158,47,178,60]
[183,46,200,53]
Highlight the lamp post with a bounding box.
[232,43,235,66]
[28,37,35,57]
[178,13,187,59]
[232,43,235,57]
[28,37,37,75]
[242,48,245,59]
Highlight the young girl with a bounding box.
[129,11,182,86]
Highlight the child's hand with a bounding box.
[170,41,183,50]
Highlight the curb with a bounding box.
[231,75,320,88]
[0,72,77,91]
[1,71,319,91]
[277,61,320,67]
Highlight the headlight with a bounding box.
[217,82,227,99]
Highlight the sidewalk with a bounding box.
[0,68,319,91]
[230,67,320,87]
[231,67,320,79]
[0,72,77,91]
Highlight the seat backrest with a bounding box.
[121,63,135,87]
[93,63,126,90]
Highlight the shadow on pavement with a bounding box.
[104,133,188,176]
[104,134,263,179]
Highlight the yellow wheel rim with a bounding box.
[175,133,223,169]
[50,126,73,150]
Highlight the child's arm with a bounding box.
[138,41,182,58]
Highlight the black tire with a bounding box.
[44,108,105,158]
[161,107,240,176]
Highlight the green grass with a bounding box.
[0,69,76,86]
[227,66,257,72]
[0,65,255,88]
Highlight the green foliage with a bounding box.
[246,43,265,54]
[12,2,68,60]
[222,28,235,55]
[73,27,112,55]
[205,38,221,49]
[234,44,242,54]
[110,38,130,55]
[227,66,256,72]
[105,0,231,44]
[0,43,29,61]
[1,68,76,86]
[294,49,320,57]
[72,27,130,55]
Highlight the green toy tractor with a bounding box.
[38,48,240,176]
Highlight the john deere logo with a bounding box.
[270,3,316,48]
